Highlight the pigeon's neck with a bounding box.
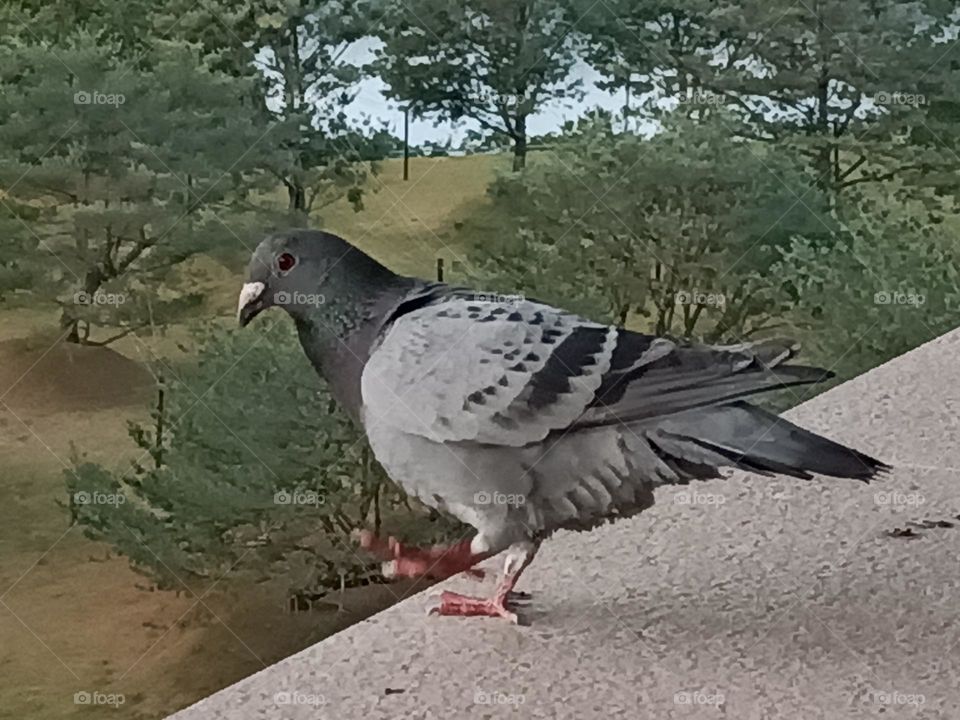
[293,276,417,422]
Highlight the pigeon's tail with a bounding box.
[648,401,890,482]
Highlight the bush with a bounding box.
[66,320,462,595]
[463,112,835,341]
[774,200,960,378]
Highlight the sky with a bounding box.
[329,37,638,146]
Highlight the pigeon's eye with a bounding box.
[277,252,297,273]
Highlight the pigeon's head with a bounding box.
[238,228,391,327]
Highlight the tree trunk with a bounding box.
[61,267,104,344]
[60,312,80,344]
[154,374,165,470]
[287,183,307,217]
[512,115,527,171]
[812,0,837,207]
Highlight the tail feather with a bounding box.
[648,401,889,482]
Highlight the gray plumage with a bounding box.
[239,229,888,563]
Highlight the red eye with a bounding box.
[277,252,296,273]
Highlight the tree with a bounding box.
[578,0,960,209]
[0,27,277,343]
[67,323,461,594]
[371,0,585,170]
[5,0,155,56]
[155,0,391,220]
[465,112,832,341]
[246,1,390,217]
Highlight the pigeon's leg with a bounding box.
[429,541,539,623]
[355,530,487,580]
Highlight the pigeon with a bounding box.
[238,228,889,622]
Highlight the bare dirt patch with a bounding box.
[0,336,154,416]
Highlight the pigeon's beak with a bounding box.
[237,281,267,327]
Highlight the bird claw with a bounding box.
[427,590,519,623]
[506,590,532,606]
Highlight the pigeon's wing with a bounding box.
[571,335,826,429]
[360,292,829,448]
[362,294,616,445]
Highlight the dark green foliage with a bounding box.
[67,322,462,593]
[774,200,960,377]
[466,113,835,341]
[465,108,960,388]
[0,16,277,343]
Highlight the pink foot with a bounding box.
[355,530,485,580]
[425,542,539,623]
[428,590,518,623]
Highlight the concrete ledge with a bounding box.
[171,330,960,719]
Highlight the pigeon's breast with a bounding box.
[362,419,536,548]
[363,413,659,547]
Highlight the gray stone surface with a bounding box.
[171,330,960,719]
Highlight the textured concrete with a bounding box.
[171,330,960,719]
